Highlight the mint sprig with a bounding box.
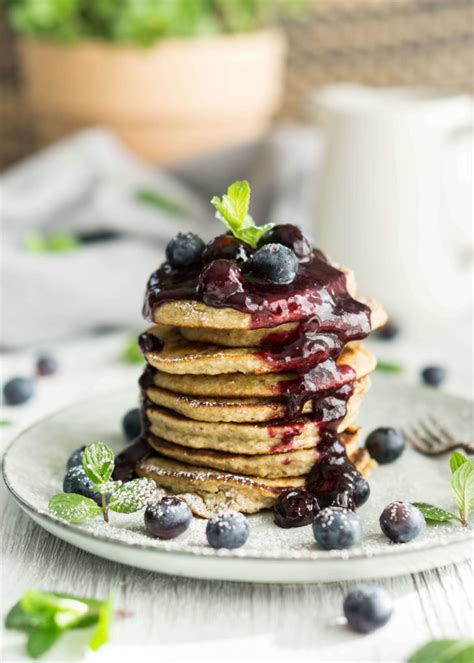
[412,452,474,526]
[211,180,273,248]
[48,442,156,525]
[408,639,474,663]
[5,589,113,658]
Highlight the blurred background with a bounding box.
[0,0,473,406]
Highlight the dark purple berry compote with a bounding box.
[274,489,320,528]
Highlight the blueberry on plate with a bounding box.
[165,232,204,268]
[343,584,393,633]
[421,365,446,388]
[375,320,400,340]
[202,235,252,268]
[36,354,59,376]
[66,446,86,470]
[122,408,142,442]
[206,511,250,549]
[353,475,370,507]
[199,259,244,306]
[379,501,425,543]
[144,496,192,539]
[312,506,362,550]
[63,466,103,506]
[252,243,299,284]
[274,489,319,528]
[258,224,312,262]
[365,427,405,464]
[3,377,35,406]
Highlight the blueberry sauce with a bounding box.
[138,332,164,354]
[144,250,371,331]
[113,436,152,482]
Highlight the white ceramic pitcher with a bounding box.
[310,85,473,322]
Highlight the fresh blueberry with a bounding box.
[258,224,312,262]
[252,243,299,284]
[274,489,319,528]
[365,427,406,464]
[36,354,59,376]
[165,232,204,268]
[206,511,250,549]
[379,501,425,543]
[353,475,370,507]
[122,408,142,442]
[312,506,362,550]
[3,377,35,406]
[66,446,86,470]
[199,259,244,306]
[63,466,102,506]
[343,585,393,633]
[421,365,446,388]
[375,320,400,340]
[144,496,192,539]
[202,235,252,268]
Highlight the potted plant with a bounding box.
[4,0,307,164]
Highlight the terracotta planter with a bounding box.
[18,30,286,164]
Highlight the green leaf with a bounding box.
[376,360,404,374]
[109,478,156,513]
[122,336,144,364]
[23,231,79,254]
[0,419,12,426]
[27,627,62,659]
[450,451,467,474]
[82,443,115,484]
[135,188,186,216]
[48,493,101,524]
[5,601,40,631]
[210,180,273,248]
[89,595,113,651]
[412,502,459,523]
[408,639,474,663]
[451,459,474,524]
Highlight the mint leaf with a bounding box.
[27,627,62,659]
[48,493,101,524]
[412,502,459,523]
[451,458,474,525]
[450,451,467,474]
[82,443,115,484]
[135,188,186,216]
[122,336,144,364]
[6,590,113,659]
[408,639,474,663]
[211,180,273,248]
[109,478,156,513]
[89,595,113,651]
[376,360,404,374]
[23,231,79,254]
[0,419,12,426]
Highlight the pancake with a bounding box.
[144,325,378,377]
[145,389,363,454]
[150,343,375,397]
[179,298,387,347]
[145,376,370,424]
[147,427,361,478]
[135,449,376,517]
[149,266,358,330]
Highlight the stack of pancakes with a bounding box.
[135,268,386,518]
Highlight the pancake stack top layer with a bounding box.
[115,181,386,520]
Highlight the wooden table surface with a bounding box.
[1,328,473,662]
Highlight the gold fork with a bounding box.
[403,415,474,456]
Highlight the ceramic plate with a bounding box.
[3,377,473,583]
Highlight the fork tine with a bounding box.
[403,428,432,454]
[418,420,445,449]
[427,416,458,445]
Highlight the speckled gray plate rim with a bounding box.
[2,376,474,565]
